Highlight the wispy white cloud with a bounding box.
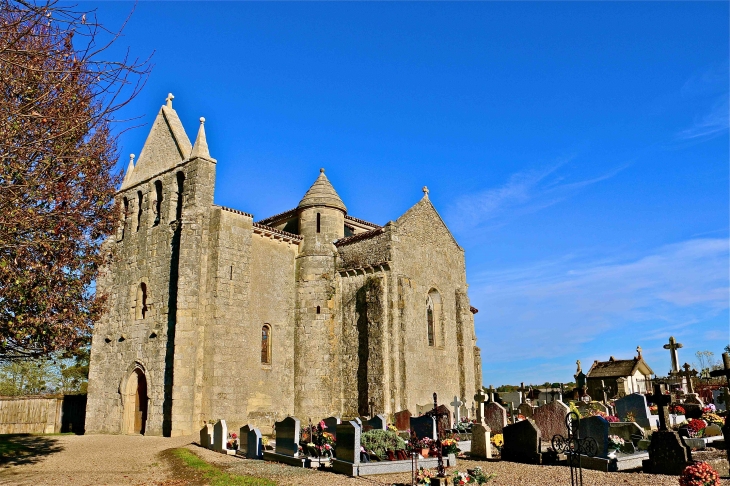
[676,95,729,141]
[447,161,625,230]
[473,238,729,364]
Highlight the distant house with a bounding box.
[586,347,654,398]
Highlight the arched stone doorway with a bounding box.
[123,368,148,435]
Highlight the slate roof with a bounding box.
[334,227,384,247]
[586,357,653,378]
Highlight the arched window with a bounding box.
[136,283,148,320]
[136,191,143,231]
[153,180,163,226]
[426,297,434,346]
[316,212,321,233]
[427,289,442,347]
[261,325,271,364]
[316,305,321,314]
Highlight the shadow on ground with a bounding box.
[0,434,65,467]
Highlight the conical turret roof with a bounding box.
[298,168,347,212]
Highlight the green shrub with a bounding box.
[360,429,406,459]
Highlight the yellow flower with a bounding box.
[491,434,504,447]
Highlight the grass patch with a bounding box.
[171,448,276,486]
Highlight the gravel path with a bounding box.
[0,434,193,486]
[193,445,730,486]
[1,434,728,486]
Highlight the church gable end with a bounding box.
[394,197,461,251]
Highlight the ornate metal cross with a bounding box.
[649,383,672,431]
[710,352,730,387]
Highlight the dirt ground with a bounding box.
[1,434,728,486]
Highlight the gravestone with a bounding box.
[533,400,569,444]
[501,419,542,464]
[366,414,386,430]
[609,422,645,444]
[518,403,534,419]
[274,416,301,456]
[712,389,728,412]
[247,427,263,459]
[450,396,464,424]
[642,431,693,475]
[239,424,252,456]
[323,416,341,439]
[578,416,610,458]
[484,402,507,434]
[200,423,214,449]
[471,423,492,459]
[335,421,361,465]
[213,420,229,453]
[615,393,652,429]
[591,402,609,414]
[354,417,362,426]
[426,404,452,432]
[704,424,722,437]
[410,415,437,440]
[474,389,487,424]
[394,410,412,431]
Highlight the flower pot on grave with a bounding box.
[421,448,430,457]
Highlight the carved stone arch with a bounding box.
[120,361,149,435]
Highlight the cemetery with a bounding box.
[181,344,728,485]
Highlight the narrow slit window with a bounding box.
[175,172,185,221]
[316,305,321,314]
[153,180,163,226]
[136,191,143,231]
[136,283,148,320]
[261,325,271,364]
[230,266,233,280]
[121,197,129,240]
[316,213,321,233]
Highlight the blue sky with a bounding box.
[91,2,728,386]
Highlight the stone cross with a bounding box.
[681,363,697,394]
[422,186,429,196]
[636,345,642,358]
[600,380,611,405]
[663,336,683,375]
[165,93,174,108]
[518,382,528,404]
[450,396,464,424]
[710,352,730,387]
[486,384,496,402]
[650,383,672,432]
[474,389,487,424]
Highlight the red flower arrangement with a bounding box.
[687,419,707,437]
[671,405,686,415]
[679,461,721,486]
[605,415,620,423]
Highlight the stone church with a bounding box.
[86,95,482,437]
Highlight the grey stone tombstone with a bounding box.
[642,431,693,475]
[366,414,386,430]
[200,423,214,449]
[335,421,361,465]
[471,423,492,459]
[409,415,437,440]
[578,416,610,458]
[614,393,652,429]
[323,416,341,439]
[354,417,362,426]
[247,427,263,459]
[450,396,464,424]
[239,424,252,456]
[533,400,569,445]
[517,403,534,419]
[609,422,645,444]
[484,402,508,434]
[274,416,301,457]
[684,393,704,407]
[394,410,412,430]
[501,419,542,464]
[713,388,728,411]
[499,391,522,406]
[213,420,228,453]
